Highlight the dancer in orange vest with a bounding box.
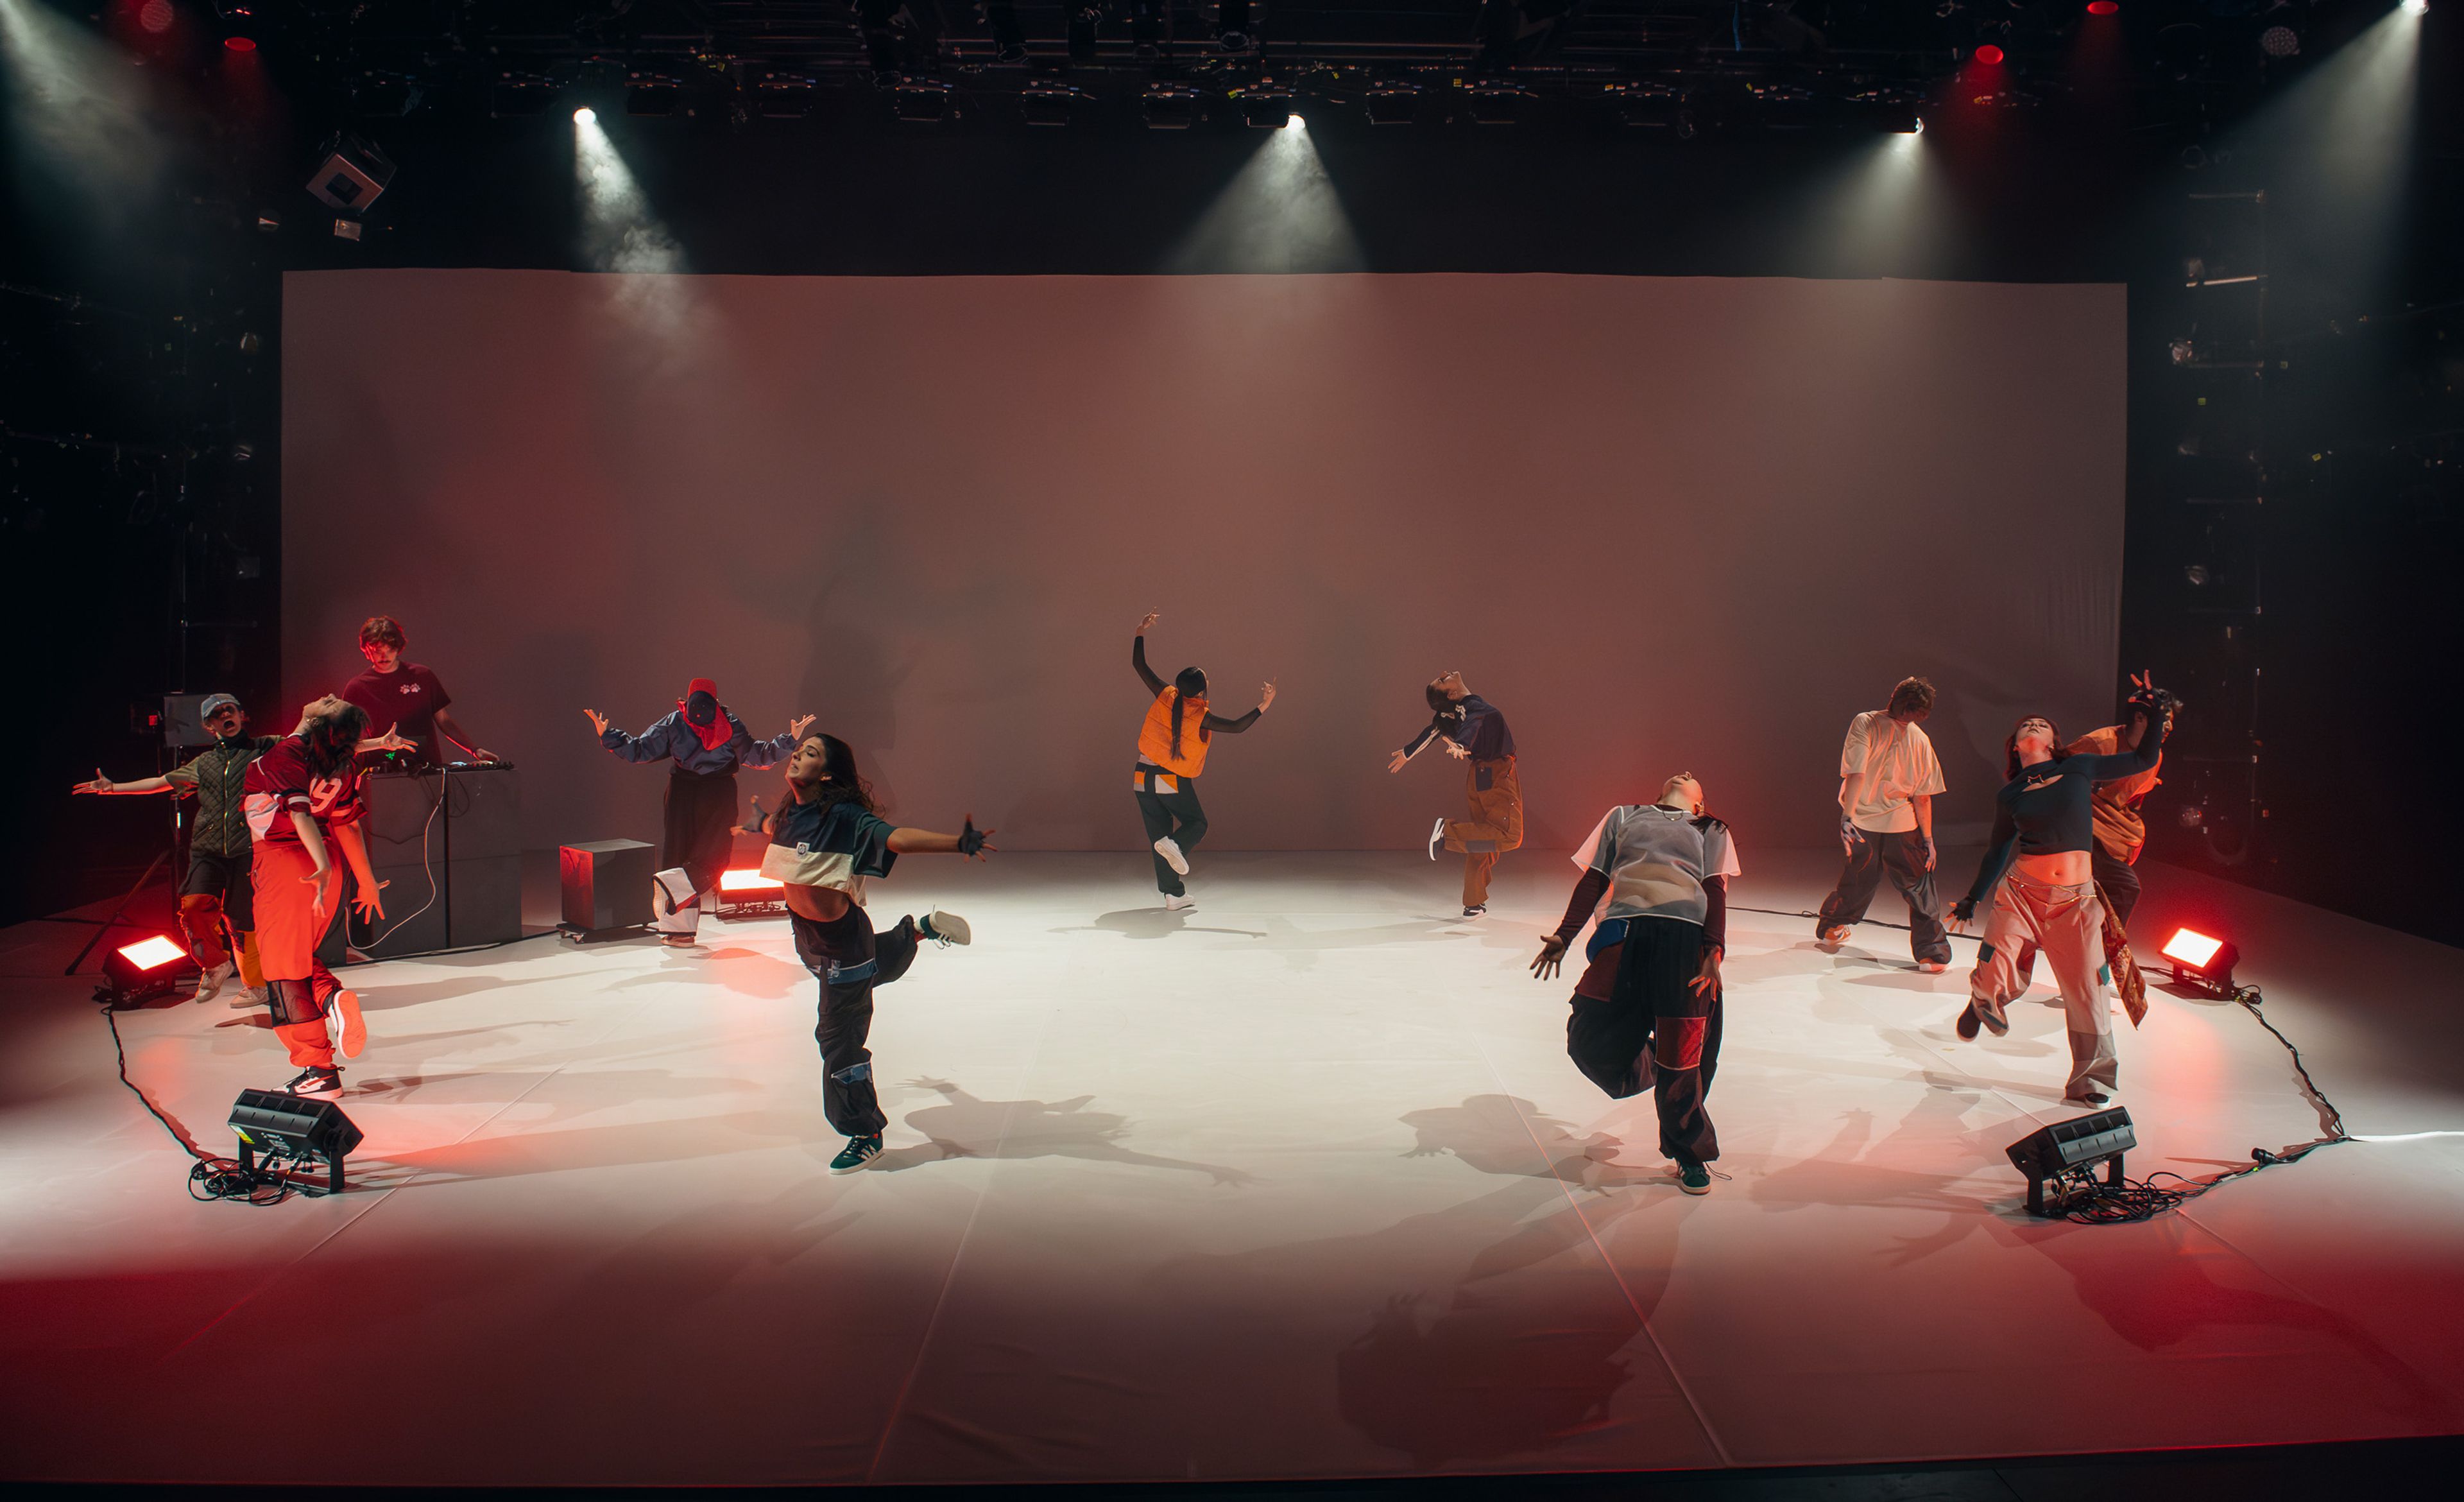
[1130,610,1276,911]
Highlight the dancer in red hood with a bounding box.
[585,679,812,945]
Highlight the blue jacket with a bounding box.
[601,710,796,777]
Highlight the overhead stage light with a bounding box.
[305,134,396,213]
[893,81,955,123]
[2086,1,2119,14]
[2261,26,2300,58]
[2160,927,2243,996]
[1022,83,1086,126]
[758,76,816,117]
[1237,88,1295,128]
[1974,44,2005,65]
[1365,84,1420,126]
[1143,84,1204,130]
[2402,0,2426,15]
[573,107,596,125]
[1219,0,1253,51]
[626,76,680,116]
[223,35,255,53]
[99,933,198,1006]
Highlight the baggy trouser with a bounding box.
[179,847,264,987]
[1813,827,1951,964]
[2011,872,2150,1028]
[1968,876,2117,1099]
[1132,766,1206,897]
[655,769,740,937]
[1565,915,1724,1165]
[1442,756,1523,908]
[251,840,345,1068]
[792,906,923,1139]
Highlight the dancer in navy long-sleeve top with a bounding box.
[585,677,812,945]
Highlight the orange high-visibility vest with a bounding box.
[1137,689,1212,779]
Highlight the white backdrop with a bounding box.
[282,270,2125,856]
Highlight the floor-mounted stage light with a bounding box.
[230,1089,364,1195]
[2006,1107,2135,1216]
[2160,927,2242,997]
[99,934,198,1008]
[715,867,787,918]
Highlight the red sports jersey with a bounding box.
[243,734,366,845]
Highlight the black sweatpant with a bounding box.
[1566,915,1724,1166]
[2091,847,2141,931]
[662,769,739,897]
[1133,768,1207,897]
[1814,827,1950,965]
[791,904,922,1139]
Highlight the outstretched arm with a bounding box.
[588,709,678,764]
[1531,867,1613,980]
[74,769,175,796]
[886,818,996,858]
[1202,680,1276,733]
[1131,623,1167,697]
[1389,720,1444,773]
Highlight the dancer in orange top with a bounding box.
[1129,610,1275,911]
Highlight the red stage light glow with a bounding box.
[2086,1,2118,15]
[2160,928,2224,967]
[717,868,782,892]
[117,935,189,972]
[138,0,175,33]
[225,36,258,52]
[1974,44,2006,65]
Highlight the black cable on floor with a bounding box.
[98,990,327,1206]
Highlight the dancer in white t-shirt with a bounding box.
[1814,677,1950,971]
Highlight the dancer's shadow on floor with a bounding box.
[869,1077,1258,1186]
[1401,1094,1666,1200]
[1058,909,1268,941]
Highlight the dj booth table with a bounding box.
[316,764,523,964]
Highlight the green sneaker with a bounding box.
[829,1134,884,1175]
[1676,1161,1712,1195]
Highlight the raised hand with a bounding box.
[583,708,610,737]
[1530,935,1568,981]
[788,713,815,741]
[1259,678,1278,712]
[1137,609,1159,634]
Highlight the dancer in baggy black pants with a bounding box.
[754,732,992,1173]
[1127,609,1275,912]
[1534,773,1738,1194]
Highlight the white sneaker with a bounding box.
[1153,836,1189,877]
[325,988,367,1060]
[191,960,234,1004]
[920,910,971,947]
[1428,817,1447,861]
[1164,893,1197,913]
[1916,959,1947,974]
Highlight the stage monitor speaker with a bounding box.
[2006,1107,2135,1216]
[561,839,654,935]
[230,1088,364,1193]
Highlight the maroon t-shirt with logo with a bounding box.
[341,662,452,749]
[243,734,366,846]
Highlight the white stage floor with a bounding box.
[3,850,2461,1487]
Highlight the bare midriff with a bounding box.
[2012,850,2094,888]
[783,883,853,923]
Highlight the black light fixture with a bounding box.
[1021,83,1088,126]
[230,1089,365,1195]
[985,0,1028,62]
[1365,83,1420,126]
[1219,0,1254,51]
[2159,928,2243,997]
[757,75,817,117]
[2006,1107,2135,1217]
[1238,87,1295,128]
[305,134,396,214]
[892,80,956,122]
[1067,2,1102,63]
[490,75,558,117]
[1142,84,1205,130]
[1465,82,1528,125]
[98,934,198,1008]
[626,74,680,116]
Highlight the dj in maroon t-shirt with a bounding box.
[344,615,496,764]
[341,660,450,747]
